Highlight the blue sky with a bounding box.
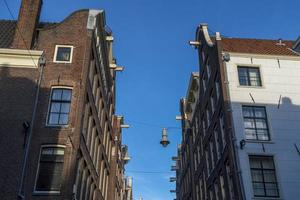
[1,0,300,199]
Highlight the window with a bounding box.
[219,113,226,149]
[48,88,72,126]
[210,91,215,113]
[54,45,73,63]
[202,76,206,92]
[215,78,221,100]
[238,66,262,86]
[206,59,211,78]
[35,146,65,192]
[242,106,270,141]
[249,156,279,197]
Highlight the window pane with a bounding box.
[257,130,269,140]
[62,89,72,101]
[262,159,274,169]
[244,118,255,128]
[48,88,72,126]
[238,67,249,86]
[264,171,276,182]
[254,107,266,118]
[50,103,61,113]
[250,158,261,168]
[36,148,64,192]
[49,113,59,124]
[56,47,71,61]
[59,114,69,125]
[251,170,263,182]
[52,89,62,100]
[60,103,70,113]
[245,129,257,140]
[253,182,265,196]
[243,107,254,117]
[255,119,267,129]
[265,183,279,197]
[249,68,261,86]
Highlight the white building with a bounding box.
[223,37,300,199]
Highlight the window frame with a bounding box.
[46,86,73,127]
[249,155,280,198]
[33,145,66,194]
[53,45,74,63]
[237,65,263,87]
[242,105,270,141]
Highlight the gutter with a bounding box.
[221,53,246,200]
[18,54,46,199]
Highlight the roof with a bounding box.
[0,20,57,48]
[0,20,16,48]
[221,38,299,56]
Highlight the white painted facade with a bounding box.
[224,52,300,200]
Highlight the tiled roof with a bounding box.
[222,38,299,56]
[0,20,16,48]
[0,20,57,48]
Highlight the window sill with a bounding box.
[33,191,61,196]
[246,140,274,144]
[252,197,281,200]
[53,60,72,64]
[237,85,265,89]
[45,124,71,130]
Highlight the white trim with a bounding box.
[235,64,264,88]
[33,145,66,194]
[0,48,43,68]
[224,51,300,60]
[45,86,73,127]
[53,45,74,64]
[247,154,282,199]
[240,104,273,142]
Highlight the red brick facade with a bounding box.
[0,1,127,200]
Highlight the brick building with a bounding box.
[176,24,300,200]
[0,0,130,199]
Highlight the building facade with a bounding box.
[176,24,300,200]
[0,0,129,199]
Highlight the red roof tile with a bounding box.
[221,38,299,56]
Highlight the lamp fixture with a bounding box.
[160,128,170,147]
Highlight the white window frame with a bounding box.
[53,45,74,63]
[46,86,73,127]
[33,144,66,195]
[236,64,264,88]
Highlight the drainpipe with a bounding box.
[221,55,246,200]
[18,54,46,199]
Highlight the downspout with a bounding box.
[18,54,46,199]
[221,53,246,200]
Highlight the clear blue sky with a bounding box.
[1,0,300,199]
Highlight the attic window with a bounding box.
[54,45,73,63]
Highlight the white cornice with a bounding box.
[223,51,300,61]
[0,48,43,68]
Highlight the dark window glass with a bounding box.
[48,88,72,125]
[250,156,279,197]
[242,106,270,141]
[238,66,262,86]
[56,47,72,62]
[36,147,65,192]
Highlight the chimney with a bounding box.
[11,0,43,49]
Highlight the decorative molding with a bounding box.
[0,48,43,68]
[224,51,300,60]
[201,24,213,47]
